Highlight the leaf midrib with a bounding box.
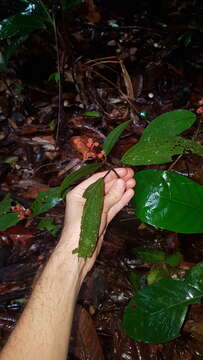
[158,194,203,212]
[142,285,203,316]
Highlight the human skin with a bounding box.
[0,167,135,360]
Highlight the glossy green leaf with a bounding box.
[74,178,104,258]
[103,120,131,157]
[31,187,62,216]
[185,262,203,283]
[133,170,203,233]
[0,194,13,215]
[121,135,203,165]
[60,163,101,194]
[121,110,200,165]
[0,213,20,231]
[123,278,203,343]
[37,218,60,236]
[136,248,166,264]
[165,252,183,267]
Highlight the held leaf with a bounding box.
[133,170,203,233]
[74,177,104,258]
[103,120,131,157]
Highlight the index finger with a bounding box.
[72,167,134,192]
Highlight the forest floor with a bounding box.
[1,0,203,359]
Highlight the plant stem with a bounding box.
[37,0,53,25]
[52,14,62,142]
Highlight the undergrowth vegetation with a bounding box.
[1,107,203,343]
[1,0,203,347]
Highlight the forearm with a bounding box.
[0,234,84,360]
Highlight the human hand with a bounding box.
[58,168,135,281]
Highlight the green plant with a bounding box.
[123,250,203,344]
[0,0,82,70]
[133,169,203,233]
[0,163,101,231]
[121,110,203,165]
[1,108,203,344]
[123,262,203,343]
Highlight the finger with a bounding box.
[105,170,135,194]
[107,188,135,223]
[126,178,136,189]
[70,167,131,194]
[103,178,126,212]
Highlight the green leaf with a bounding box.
[133,170,203,233]
[123,278,203,343]
[128,272,142,291]
[147,268,165,285]
[0,194,13,215]
[185,262,203,284]
[0,36,28,71]
[4,156,18,164]
[0,213,20,231]
[74,178,104,258]
[60,163,101,194]
[83,111,101,117]
[142,110,196,141]
[165,252,183,267]
[31,187,62,216]
[37,218,60,236]
[48,72,60,83]
[121,110,200,165]
[0,14,46,40]
[136,248,166,264]
[103,120,131,157]
[49,119,56,130]
[60,0,82,11]
[121,135,203,165]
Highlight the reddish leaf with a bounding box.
[21,186,50,200]
[4,225,38,247]
[71,305,104,360]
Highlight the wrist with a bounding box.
[51,236,86,287]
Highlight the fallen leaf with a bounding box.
[4,225,38,247]
[20,186,50,199]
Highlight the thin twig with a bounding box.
[168,154,183,171]
[52,14,62,142]
[38,0,53,25]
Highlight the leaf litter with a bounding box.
[0,0,203,358]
